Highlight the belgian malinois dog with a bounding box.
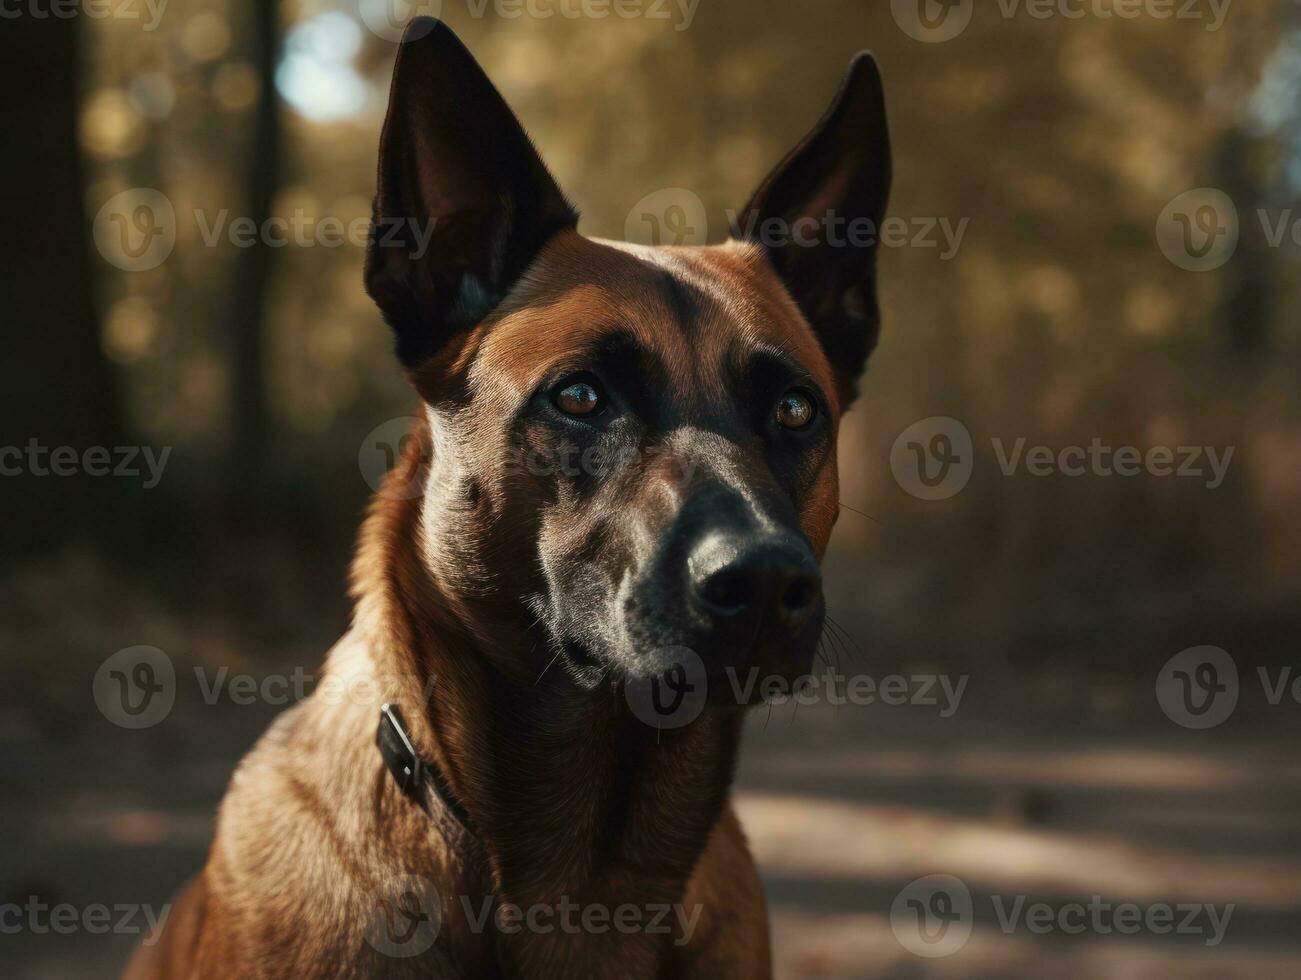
[126,17,890,979]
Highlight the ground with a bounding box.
[2,556,1299,978]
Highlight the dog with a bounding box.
[125,17,890,979]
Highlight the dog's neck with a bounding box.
[349,425,745,967]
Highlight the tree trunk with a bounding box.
[229,0,283,506]
[1212,128,1273,358]
[0,14,126,559]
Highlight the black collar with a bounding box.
[376,702,477,840]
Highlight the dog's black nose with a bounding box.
[688,534,821,630]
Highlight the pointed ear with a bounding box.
[737,54,892,407]
[365,18,578,368]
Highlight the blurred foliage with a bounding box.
[70,0,1301,669]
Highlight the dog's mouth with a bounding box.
[534,592,825,708]
[556,637,605,685]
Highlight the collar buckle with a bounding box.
[377,702,424,800]
[376,702,477,841]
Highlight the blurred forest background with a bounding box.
[2,0,1301,977]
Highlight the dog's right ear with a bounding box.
[365,18,577,369]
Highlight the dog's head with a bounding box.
[365,20,890,695]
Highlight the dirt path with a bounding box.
[3,676,1300,978]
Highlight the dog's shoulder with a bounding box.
[188,632,476,976]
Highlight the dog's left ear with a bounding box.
[737,54,892,407]
[365,18,578,369]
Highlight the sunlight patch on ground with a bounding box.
[768,911,1301,980]
[735,791,1301,906]
[746,744,1301,792]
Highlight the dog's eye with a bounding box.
[554,380,602,417]
[775,389,817,430]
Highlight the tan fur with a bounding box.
[125,233,849,979]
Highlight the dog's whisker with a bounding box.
[814,636,833,672]
[838,501,884,526]
[817,624,844,676]
[824,613,862,668]
[534,647,564,685]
